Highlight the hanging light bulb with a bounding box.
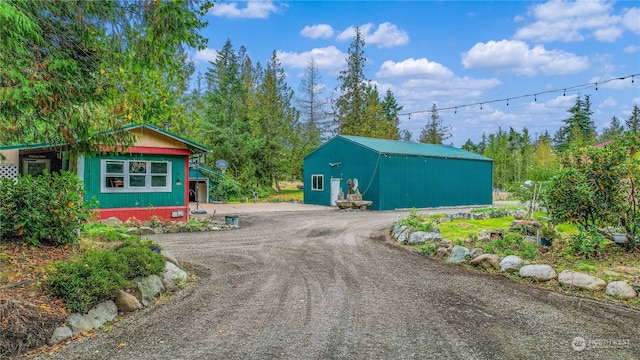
[595,83,598,90]
[534,94,537,102]
[454,107,457,114]
[480,103,483,110]
[563,89,566,96]
[506,99,509,106]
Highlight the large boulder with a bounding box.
[605,281,637,299]
[519,264,557,281]
[447,246,469,264]
[392,225,407,239]
[468,248,484,260]
[558,271,606,291]
[115,290,142,312]
[408,231,442,245]
[49,326,73,345]
[397,228,411,244]
[500,255,524,273]
[162,250,180,267]
[66,300,118,335]
[469,254,501,270]
[163,261,188,292]
[133,274,165,307]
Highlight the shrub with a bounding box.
[0,171,91,246]
[399,209,436,232]
[571,226,607,259]
[114,239,165,279]
[211,174,242,202]
[48,249,128,313]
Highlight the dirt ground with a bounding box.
[34,205,640,360]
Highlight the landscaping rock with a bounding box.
[437,239,452,248]
[138,226,155,235]
[436,246,450,258]
[67,300,118,335]
[478,230,490,241]
[397,228,411,244]
[392,225,407,239]
[512,210,527,220]
[448,246,469,264]
[126,227,139,235]
[49,326,72,345]
[605,281,637,299]
[100,217,123,226]
[524,235,537,243]
[133,274,165,307]
[500,255,523,273]
[163,261,188,292]
[115,290,142,312]
[408,231,442,245]
[162,250,180,267]
[165,224,180,233]
[519,264,557,281]
[558,270,606,291]
[468,248,484,260]
[469,254,500,270]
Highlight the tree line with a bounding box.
[2,1,638,194]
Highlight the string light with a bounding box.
[398,73,639,116]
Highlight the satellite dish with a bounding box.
[215,159,229,173]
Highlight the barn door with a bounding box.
[330,178,341,206]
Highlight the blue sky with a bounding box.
[191,0,640,146]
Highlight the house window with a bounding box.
[311,174,324,191]
[101,159,171,193]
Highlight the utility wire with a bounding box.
[400,73,639,117]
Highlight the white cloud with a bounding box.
[622,7,640,34]
[514,0,625,42]
[277,46,346,72]
[337,22,409,48]
[376,58,454,79]
[462,39,589,76]
[209,1,282,19]
[624,45,640,53]
[600,96,617,109]
[193,48,218,63]
[301,24,334,39]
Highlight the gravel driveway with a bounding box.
[41,207,640,360]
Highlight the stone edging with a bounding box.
[390,216,640,301]
[48,250,188,345]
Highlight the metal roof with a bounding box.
[0,124,211,153]
[328,135,492,161]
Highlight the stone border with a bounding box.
[390,214,639,301]
[48,250,188,345]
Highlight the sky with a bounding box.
[190,0,640,147]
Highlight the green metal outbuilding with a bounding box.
[303,135,493,210]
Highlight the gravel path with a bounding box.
[40,208,640,360]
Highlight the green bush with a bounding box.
[49,249,128,313]
[48,238,165,312]
[571,227,607,259]
[211,174,242,202]
[399,209,436,232]
[82,222,131,242]
[114,239,165,279]
[0,171,91,246]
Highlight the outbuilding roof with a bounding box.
[308,135,492,161]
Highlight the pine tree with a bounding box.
[627,105,640,134]
[553,95,596,152]
[381,89,403,140]
[599,115,625,140]
[418,104,452,144]
[333,28,368,136]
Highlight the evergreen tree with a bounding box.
[418,104,452,144]
[599,115,625,140]
[627,105,640,134]
[332,27,368,136]
[380,89,403,140]
[553,95,595,152]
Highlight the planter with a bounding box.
[225,215,239,226]
[540,237,553,246]
[612,233,627,244]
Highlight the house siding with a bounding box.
[83,154,187,210]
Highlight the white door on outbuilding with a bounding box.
[330,178,341,206]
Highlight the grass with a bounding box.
[437,217,514,241]
[262,181,304,202]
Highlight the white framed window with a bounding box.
[311,174,324,191]
[101,159,171,193]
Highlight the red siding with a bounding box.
[95,206,189,223]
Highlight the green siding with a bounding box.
[84,154,186,209]
[304,136,493,210]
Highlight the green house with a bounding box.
[303,135,493,210]
[0,124,210,222]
